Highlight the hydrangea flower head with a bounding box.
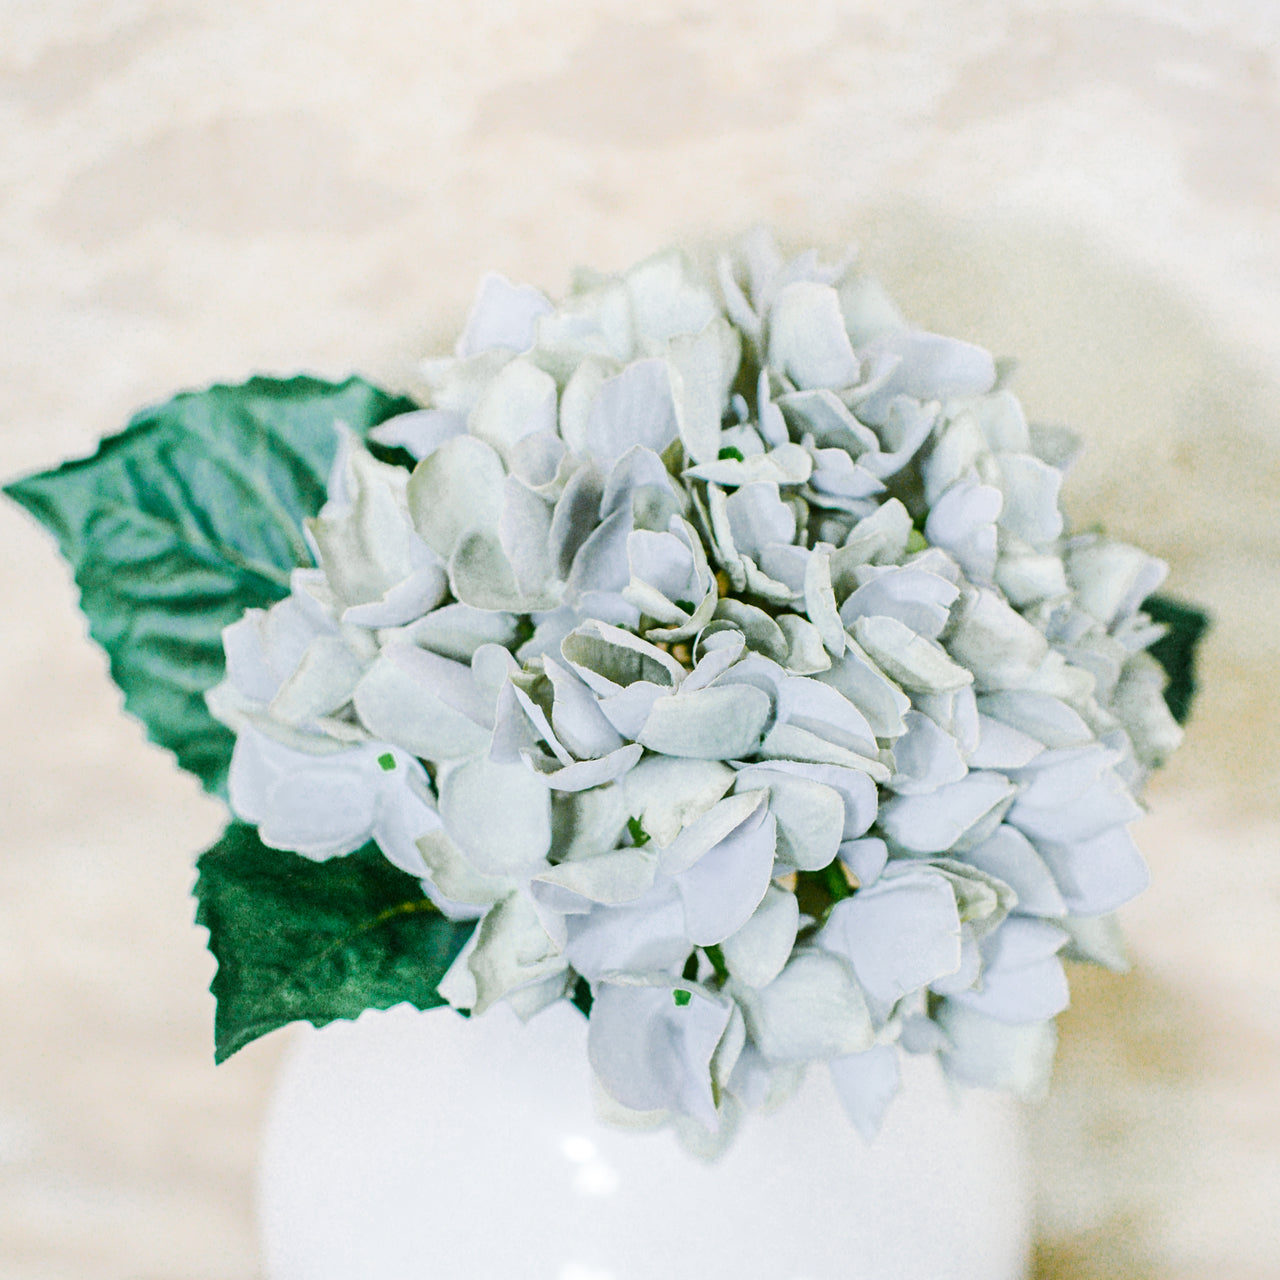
[207,232,1183,1149]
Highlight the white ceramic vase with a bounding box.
[259,1002,1032,1280]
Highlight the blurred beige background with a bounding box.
[2,3,1278,1277]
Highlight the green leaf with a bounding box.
[1144,593,1210,725]
[194,823,474,1062]
[4,376,418,796]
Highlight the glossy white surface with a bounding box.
[259,1002,1031,1280]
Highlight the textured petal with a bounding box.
[879,771,1017,854]
[588,981,732,1128]
[468,892,563,1014]
[924,477,1002,584]
[585,358,679,461]
[852,615,975,694]
[887,709,969,795]
[565,881,691,980]
[838,837,889,887]
[638,684,771,759]
[719,885,800,989]
[456,271,553,357]
[469,358,558,460]
[964,825,1067,917]
[668,316,740,463]
[946,587,1049,692]
[738,951,874,1061]
[829,1043,901,1142]
[840,566,959,640]
[660,790,770,876]
[353,646,491,760]
[821,868,963,1017]
[768,282,860,390]
[438,756,552,875]
[407,434,506,558]
[534,742,644,791]
[995,452,1064,546]
[732,766,847,870]
[1031,824,1150,915]
[676,809,777,945]
[936,1003,1057,1098]
[815,640,911,739]
[623,757,736,848]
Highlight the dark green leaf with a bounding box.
[194,823,474,1063]
[4,376,418,796]
[1144,594,1210,725]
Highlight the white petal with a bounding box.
[668,316,740,463]
[829,1044,901,1142]
[977,690,1094,749]
[835,498,913,568]
[821,869,962,1016]
[588,980,731,1129]
[638,684,772,759]
[937,1003,1057,1098]
[723,483,797,563]
[719,885,800,989]
[768,282,860,389]
[740,760,878,844]
[534,742,644,792]
[803,544,845,656]
[407,434,506,558]
[230,729,375,859]
[561,618,685,695]
[1065,537,1168,627]
[945,587,1049,692]
[660,790,769,876]
[856,330,996,415]
[852,615,975,694]
[951,949,1068,1025]
[565,881,690,979]
[268,635,366,727]
[815,640,911,739]
[777,388,878,454]
[468,892,562,1014]
[996,452,1064,546]
[394,602,520,663]
[542,656,625,758]
[1031,824,1150,915]
[963,825,1066,917]
[585,358,679,462]
[676,810,777,945]
[887,710,969,795]
[924,477,1002,583]
[353,646,491,759]
[738,951,874,1061]
[439,756,552,875]
[776,613,832,674]
[367,408,466,460]
[732,767,846,871]
[469,358,558,460]
[686,444,813,487]
[840,567,959,640]
[838,837,888,887]
[879,772,1017,854]
[625,249,720,344]
[623,757,736,848]
[532,848,656,906]
[968,714,1045,769]
[456,271,553,357]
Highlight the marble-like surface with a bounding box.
[2,4,1277,1276]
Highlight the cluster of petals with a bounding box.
[207,231,1183,1149]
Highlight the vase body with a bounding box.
[259,1002,1032,1280]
